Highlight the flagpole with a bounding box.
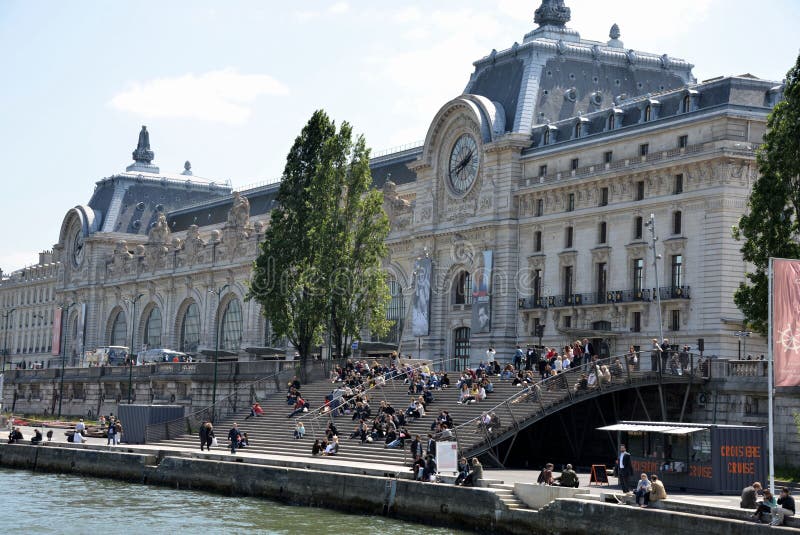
[767,257,775,495]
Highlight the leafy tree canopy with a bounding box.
[733,53,800,334]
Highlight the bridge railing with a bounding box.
[452,351,706,456]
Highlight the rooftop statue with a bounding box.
[132,125,155,165]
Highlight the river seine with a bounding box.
[0,467,467,534]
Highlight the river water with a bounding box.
[0,467,467,534]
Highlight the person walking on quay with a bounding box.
[113,419,123,444]
[200,420,214,451]
[616,444,633,493]
[228,423,242,455]
[106,418,116,446]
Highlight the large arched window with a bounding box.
[144,306,162,349]
[454,327,471,363]
[110,310,127,347]
[383,277,405,343]
[180,302,201,353]
[220,298,243,351]
[608,113,615,130]
[454,271,473,305]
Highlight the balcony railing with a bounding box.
[519,286,689,310]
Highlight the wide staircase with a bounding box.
[154,363,523,469]
[153,353,701,470]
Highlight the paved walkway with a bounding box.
[9,424,412,476]
[5,424,753,510]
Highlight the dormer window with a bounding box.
[574,122,581,139]
[682,89,699,113]
[608,113,615,130]
[641,99,660,123]
[541,124,558,146]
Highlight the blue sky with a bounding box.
[1,0,798,272]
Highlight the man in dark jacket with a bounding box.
[617,444,633,492]
[228,423,242,454]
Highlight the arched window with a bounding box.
[144,306,162,349]
[454,271,473,305]
[180,302,201,353]
[543,128,550,146]
[574,122,581,139]
[383,278,405,344]
[110,310,127,347]
[608,113,615,130]
[220,298,243,351]
[683,94,691,113]
[454,327,471,363]
[644,105,652,122]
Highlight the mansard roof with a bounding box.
[464,3,695,135]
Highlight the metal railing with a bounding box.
[451,351,706,458]
[518,286,690,310]
[143,358,345,443]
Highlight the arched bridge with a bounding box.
[452,353,706,466]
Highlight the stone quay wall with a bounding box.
[0,444,791,535]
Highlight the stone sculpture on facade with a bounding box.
[132,126,154,165]
[227,191,251,229]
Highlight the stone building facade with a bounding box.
[0,2,784,371]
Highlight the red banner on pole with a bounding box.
[773,258,800,387]
[52,307,62,356]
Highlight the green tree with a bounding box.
[326,133,391,359]
[733,54,800,334]
[249,110,390,375]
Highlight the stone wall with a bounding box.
[0,444,789,535]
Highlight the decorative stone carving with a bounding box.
[534,0,571,27]
[227,192,251,230]
[132,126,154,165]
[107,240,133,276]
[148,213,171,244]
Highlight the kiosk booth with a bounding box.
[597,421,767,494]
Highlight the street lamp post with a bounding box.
[123,293,145,404]
[734,331,752,359]
[645,214,665,365]
[1,308,15,372]
[57,303,75,418]
[208,284,230,422]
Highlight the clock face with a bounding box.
[448,134,479,195]
[72,229,85,267]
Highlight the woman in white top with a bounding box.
[554,356,563,372]
[477,385,487,401]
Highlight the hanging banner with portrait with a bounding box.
[52,307,62,356]
[471,250,492,333]
[412,257,432,337]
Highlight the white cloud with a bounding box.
[109,69,289,125]
[329,2,349,14]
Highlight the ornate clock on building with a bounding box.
[71,228,85,267]
[448,133,480,194]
